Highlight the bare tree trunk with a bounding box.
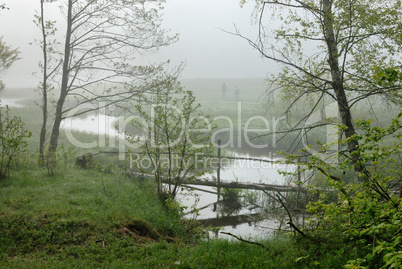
[322,0,366,181]
[48,0,72,155]
[39,0,48,164]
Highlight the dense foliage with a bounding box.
[299,113,402,268]
[0,104,31,179]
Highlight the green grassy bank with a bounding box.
[0,165,366,268]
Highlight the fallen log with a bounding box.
[126,171,311,193]
[198,213,261,227]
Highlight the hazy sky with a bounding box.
[0,0,273,88]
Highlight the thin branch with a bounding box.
[220,232,269,250]
[276,194,310,238]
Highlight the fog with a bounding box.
[0,0,274,88]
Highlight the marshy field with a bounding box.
[0,78,400,268]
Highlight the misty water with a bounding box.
[62,113,300,240]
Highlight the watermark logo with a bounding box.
[127,152,286,172]
[63,102,286,161]
[63,101,340,166]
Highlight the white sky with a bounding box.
[0,0,274,88]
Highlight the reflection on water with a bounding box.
[61,114,121,137]
[177,154,299,240]
[208,152,292,185]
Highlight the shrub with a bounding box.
[0,104,31,179]
[305,113,402,268]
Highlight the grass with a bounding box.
[0,166,183,231]
[0,165,184,267]
[0,163,368,268]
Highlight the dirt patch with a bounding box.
[117,218,178,243]
[117,218,163,242]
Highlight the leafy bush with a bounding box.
[0,104,31,179]
[304,113,402,268]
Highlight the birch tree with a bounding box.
[239,0,402,181]
[44,0,177,158]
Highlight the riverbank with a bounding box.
[0,165,364,268]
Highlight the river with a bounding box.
[62,113,302,239]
